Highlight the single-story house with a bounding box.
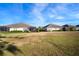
[0,23,36,32]
[76,25,79,31]
[43,24,62,32]
[62,24,76,31]
[6,23,34,32]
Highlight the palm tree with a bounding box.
[0,39,23,56]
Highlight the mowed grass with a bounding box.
[0,31,79,56]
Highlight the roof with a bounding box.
[6,23,31,28]
[62,24,75,28]
[76,25,79,27]
[43,24,61,28]
[62,24,69,27]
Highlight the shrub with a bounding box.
[10,30,23,33]
[24,30,31,33]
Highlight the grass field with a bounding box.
[0,31,79,56]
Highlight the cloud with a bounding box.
[69,13,79,19]
[48,14,64,20]
[55,4,68,11]
[34,3,48,12]
[30,3,79,26]
[46,4,68,20]
[49,14,56,18]
[56,16,64,19]
[73,13,79,18]
[48,4,71,16]
[47,4,78,21]
[31,3,48,26]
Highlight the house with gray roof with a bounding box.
[6,23,31,32]
[43,24,62,32]
[0,23,36,32]
[76,25,79,31]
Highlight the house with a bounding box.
[76,25,79,31]
[43,24,62,32]
[6,23,33,32]
[0,23,37,32]
[62,24,76,31]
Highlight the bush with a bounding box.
[10,30,31,33]
[10,31,24,33]
[24,30,31,33]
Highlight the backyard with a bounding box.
[0,31,79,56]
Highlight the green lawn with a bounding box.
[0,31,79,56]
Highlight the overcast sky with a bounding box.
[0,3,79,26]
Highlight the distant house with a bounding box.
[43,24,62,32]
[6,23,33,32]
[76,25,79,31]
[62,24,76,31]
[0,23,37,32]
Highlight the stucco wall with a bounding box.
[9,28,28,31]
[76,27,79,30]
[46,28,61,31]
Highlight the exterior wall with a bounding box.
[46,28,61,32]
[9,28,25,31]
[76,27,79,30]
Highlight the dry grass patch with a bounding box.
[0,32,79,56]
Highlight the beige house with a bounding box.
[76,25,79,31]
[9,28,29,32]
[7,23,31,32]
[43,24,62,32]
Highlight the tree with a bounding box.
[62,24,69,31]
[69,25,75,31]
[36,27,44,32]
[62,24,76,31]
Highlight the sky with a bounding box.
[0,3,79,26]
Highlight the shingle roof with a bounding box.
[76,25,79,27]
[6,23,31,28]
[43,24,61,28]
